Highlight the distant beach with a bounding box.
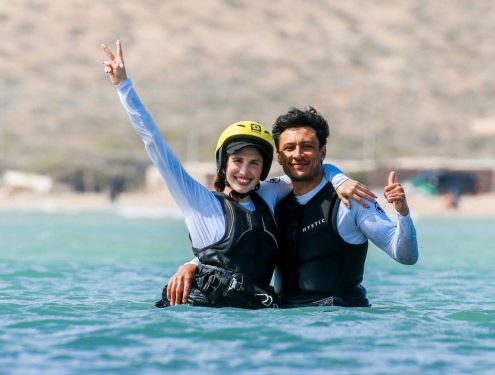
[1,189,494,218]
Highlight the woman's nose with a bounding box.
[238,162,248,174]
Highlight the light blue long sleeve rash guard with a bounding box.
[116,79,348,249]
[117,79,417,266]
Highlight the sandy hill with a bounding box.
[1,0,494,185]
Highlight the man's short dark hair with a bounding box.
[272,106,329,150]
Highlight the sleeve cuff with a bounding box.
[332,173,349,188]
[185,257,200,266]
[116,78,132,92]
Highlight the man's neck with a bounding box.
[292,172,324,196]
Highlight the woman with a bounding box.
[101,40,375,308]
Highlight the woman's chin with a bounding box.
[232,184,253,194]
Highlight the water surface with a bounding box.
[1,212,494,374]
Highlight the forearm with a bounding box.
[117,79,184,184]
[388,214,418,264]
[371,214,418,264]
[353,202,418,264]
[116,79,225,248]
[322,164,348,188]
[116,79,205,209]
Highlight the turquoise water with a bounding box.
[1,211,494,374]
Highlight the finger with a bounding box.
[116,39,124,61]
[341,196,351,209]
[355,186,377,202]
[353,194,369,208]
[104,66,112,74]
[388,171,396,186]
[386,194,405,203]
[174,281,183,305]
[384,183,400,193]
[116,40,124,68]
[384,189,401,197]
[360,185,378,199]
[183,280,191,303]
[100,43,115,60]
[102,61,117,69]
[167,280,175,304]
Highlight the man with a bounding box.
[271,106,418,307]
[167,106,418,307]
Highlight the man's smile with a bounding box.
[291,161,310,169]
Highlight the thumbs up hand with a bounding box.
[384,171,409,216]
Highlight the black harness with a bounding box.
[156,265,279,309]
[156,192,279,309]
[193,192,279,287]
[276,182,370,307]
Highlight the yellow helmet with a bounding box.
[215,121,274,181]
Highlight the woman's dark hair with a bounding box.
[214,173,226,192]
[271,106,329,150]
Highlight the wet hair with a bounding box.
[271,106,329,150]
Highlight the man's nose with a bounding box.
[293,145,304,158]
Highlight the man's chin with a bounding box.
[282,167,313,181]
[287,169,324,183]
[286,173,310,181]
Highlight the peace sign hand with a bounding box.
[101,39,127,85]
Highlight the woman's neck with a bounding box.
[222,187,251,202]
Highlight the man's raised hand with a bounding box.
[384,171,409,216]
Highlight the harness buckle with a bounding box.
[228,274,244,292]
[255,293,274,307]
[199,273,224,304]
[204,274,221,291]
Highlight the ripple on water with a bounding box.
[448,310,495,323]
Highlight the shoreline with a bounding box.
[1,190,494,218]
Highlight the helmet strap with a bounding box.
[228,182,260,200]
